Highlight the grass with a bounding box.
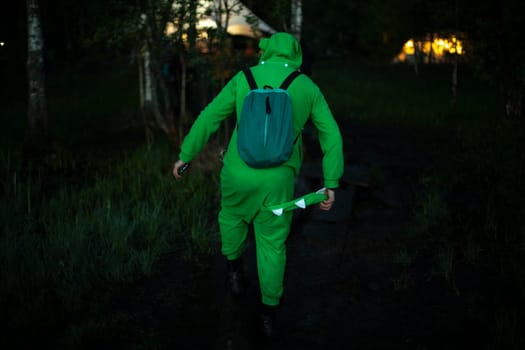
[1,141,220,344]
[386,120,524,347]
[313,60,524,348]
[2,57,524,347]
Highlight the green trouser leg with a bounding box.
[219,209,292,305]
[218,210,249,261]
[253,209,292,305]
[219,162,294,306]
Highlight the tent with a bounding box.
[201,0,276,38]
[167,1,276,39]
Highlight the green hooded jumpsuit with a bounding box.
[178,32,344,306]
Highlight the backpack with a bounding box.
[237,68,302,168]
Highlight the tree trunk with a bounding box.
[451,58,458,105]
[143,45,153,106]
[139,13,178,143]
[450,0,459,105]
[290,0,303,41]
[26,0,48,146]
[428,33,434,63]
[139,41,176,141]
[178,48,187,142]
[188,0,198,52]
[144,42,174,138]
[217,0,232,89]
[138,45,153,143]
[413,41,420,76]
[503,87,523,120]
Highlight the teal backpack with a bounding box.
[237,68,302,168]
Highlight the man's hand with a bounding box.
[319,189,335,211]
[172,160,186,180]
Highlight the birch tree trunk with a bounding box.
[138,44,154,143]
[141,40,174,139]
[290,0,303,41]
[26,0,48,144]
[143,45,153,106]
[138,13,178,143]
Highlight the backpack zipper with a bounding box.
[264,96,271,146]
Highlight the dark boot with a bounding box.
[259,303,278,339]
[226,258,245,296]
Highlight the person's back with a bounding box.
[173,32,344,340]
[221,33,342,187]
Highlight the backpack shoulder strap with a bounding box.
[280,70,302,90]
[243,69,258,90]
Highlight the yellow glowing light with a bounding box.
[403,39,415,55]
[165,23,175,36]
[396,34,464,63]
[0,42,4,46]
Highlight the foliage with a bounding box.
[312,60,501,127]
[3,52,523,345]
[0,141,220,345]
[301,0,360,56]
[0,62,140,149]
[463,0,525,119]
[301,0,524,121]
[391,122,525,348]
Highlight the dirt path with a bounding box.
[93,119,484,350]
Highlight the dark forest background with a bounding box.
[1,1,524,349]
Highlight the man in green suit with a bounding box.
[173,32,344,338]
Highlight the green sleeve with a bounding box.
[179,75,238,162]
[309,88,344,189]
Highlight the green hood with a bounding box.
[258,32,302,69]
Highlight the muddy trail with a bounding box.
[90,119,486,350]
